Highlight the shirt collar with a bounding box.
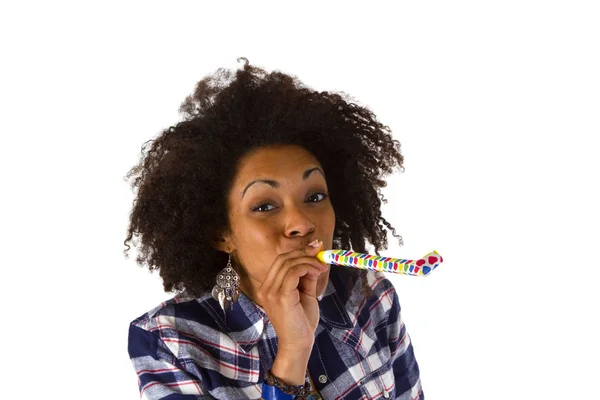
[198,267,355,354]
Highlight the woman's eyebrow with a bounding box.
[303,167,325,180]
[241,167,325,198]
[242,179,279,198]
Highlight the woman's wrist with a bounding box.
[262,369,310,399]
[270,350,310,386]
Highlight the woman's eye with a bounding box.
[252,203,276,212]
[307,193,328,203]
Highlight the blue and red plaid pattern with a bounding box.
[128,265,425,399]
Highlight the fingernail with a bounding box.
[308,239,320,248]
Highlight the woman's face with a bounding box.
[217,144,336,303]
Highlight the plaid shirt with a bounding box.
[128,265,425,399]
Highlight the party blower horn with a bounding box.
[316,250,443,276]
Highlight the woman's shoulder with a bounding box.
[128,290,267,384]
[129,291,215,333]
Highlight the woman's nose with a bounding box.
[284,206,315,237]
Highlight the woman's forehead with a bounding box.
[233,145,325,188]
[237,145,321,175]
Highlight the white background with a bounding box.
[1,1,598,399]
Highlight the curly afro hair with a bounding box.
[123,58,405,299]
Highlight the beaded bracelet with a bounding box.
[262,369,310,398]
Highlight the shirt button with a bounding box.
[318,375,328,383]
[383,389,390,398]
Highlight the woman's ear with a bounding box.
[210,232,233,253]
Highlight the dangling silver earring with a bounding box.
[211,254,240,315]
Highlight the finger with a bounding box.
[260,242,324,293]
[269,255,326,295]
[297,266,322,298]
[278,262,323,295]
[272,242,325,296]
[258,248,308,294]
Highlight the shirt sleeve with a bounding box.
[387,287,425,400]
[128,323,215,399]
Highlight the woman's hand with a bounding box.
[256,239,327,353]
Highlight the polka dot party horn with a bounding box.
[316,250,443,276]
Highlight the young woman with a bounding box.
[124,58,424,399]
